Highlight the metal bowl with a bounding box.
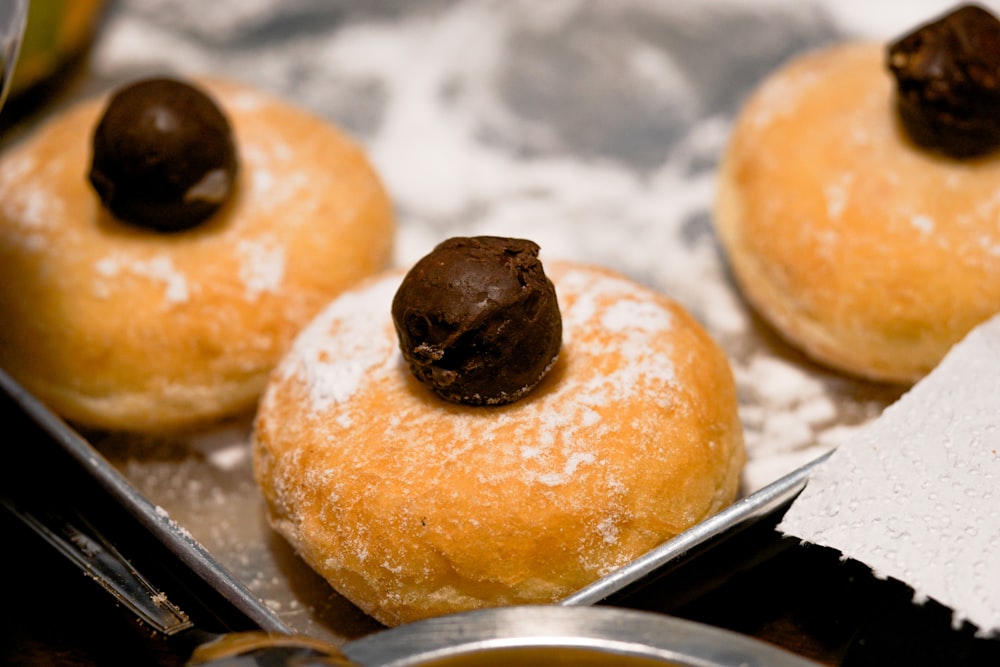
[342,606,821,667]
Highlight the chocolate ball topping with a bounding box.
[887,4,1000,158]
[89,77,238,232]
[392,236,562,406]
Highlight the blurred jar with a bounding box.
[10,0,105,98]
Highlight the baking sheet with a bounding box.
[4,0,975,647]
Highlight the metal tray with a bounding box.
[3,0,968,660]
[13,368,1000,666]
[0,365,824,650]
[0,362,820,630]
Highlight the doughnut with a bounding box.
[252,247,745,627]
[714,5,1000,384]
[0,77,394,432]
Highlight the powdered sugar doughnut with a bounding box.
[251,261,745,626]
[715,42,1000,383]
[0,78,394,432]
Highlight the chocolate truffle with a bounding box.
[888,4,1000,158]
[89,77,238,231]
[392,236,562,406]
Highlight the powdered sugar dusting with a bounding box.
[4,185,51,233]
[825,172,854,221]
[94,253,190,303]
[278,274,399,416]
[243,144,276,197]
[747,67,821,131]
[239,131,297,212]
[236,236,285,299]
[227,89,267,112]
[911,214,934,235]
[0,154,60,242]
[533,450,596,487]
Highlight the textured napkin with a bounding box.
[778,314,1000,636]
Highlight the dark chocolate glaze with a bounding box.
[89,77,238,232]
[887,4,1000,158]
[392,236,562,406]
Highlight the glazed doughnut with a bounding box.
[715,39,1000,383]
[252,260,745,627]
[0,78,394,432]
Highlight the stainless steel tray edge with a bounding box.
[4,360,834,639]
[561,449,832,607]
[0,367,290,635]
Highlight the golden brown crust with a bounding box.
[715,42,1000,384]
[251,262,745,627]
[0,78,395,431]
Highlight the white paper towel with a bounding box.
[778,314,1000,637]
